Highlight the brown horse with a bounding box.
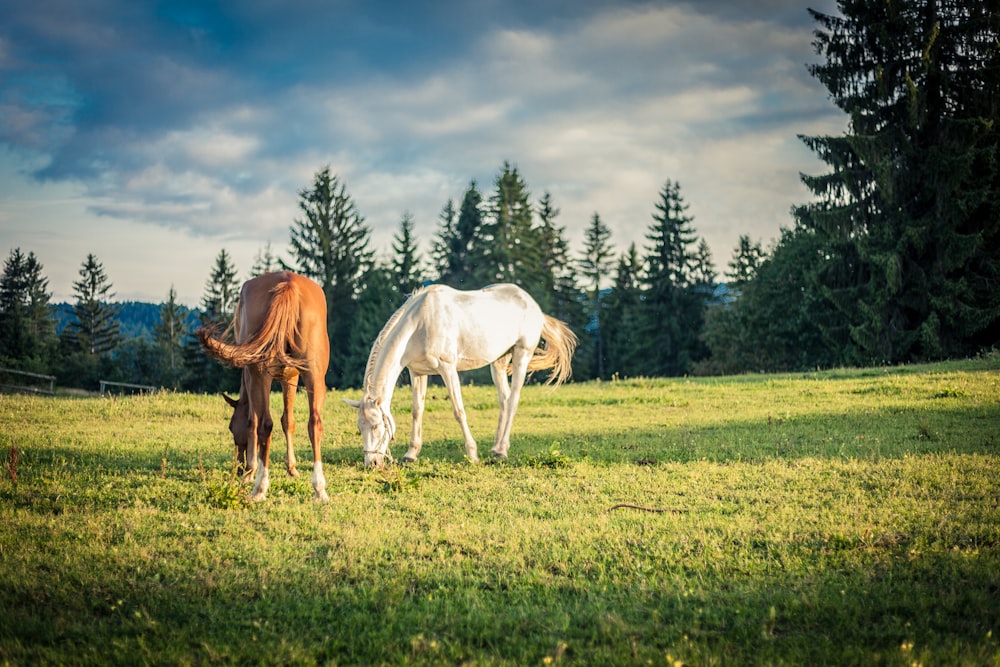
[197,271,330,501]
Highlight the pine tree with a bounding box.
[67,253,121,356]
[185,250,240,392]
[434,182,486,289]
[0,248,55,368]
[200,249,240,326]
[482,162,541,289]
[432,198,459,283]
[726,235,765,291]
[702,227,842,374]
[796,0,1000,363]
[344,262,399,389]
[155,285,189,389]
[286,166,374,387]
[391,211,425,297]
[602,243,645,378]
[249,242,280,277]
[691,238,718,302]
[578,213,615,379]
[642,180,704,376]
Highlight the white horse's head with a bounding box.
[344,395,396,467]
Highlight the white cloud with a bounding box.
[0,1,846,304]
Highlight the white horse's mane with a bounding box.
[362,285,431,394]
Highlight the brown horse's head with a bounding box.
[222,393,251,475]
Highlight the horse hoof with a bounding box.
[401,456,416,464]
[287,468,301,478]
[315,490,330,502]
[491,451,507,461]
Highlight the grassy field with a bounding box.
[1,357,998,665]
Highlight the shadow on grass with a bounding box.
[324,401,1000,468]
[1,514,997,665]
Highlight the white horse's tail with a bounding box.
[527,315,578,385]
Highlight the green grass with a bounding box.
[1,357,998,665]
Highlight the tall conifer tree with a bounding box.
[796,0,1000,362]
[578,213,615,379]
[642,181,704,376]
[68,253,121,356]
[286,166,374,387]
[391,211,425,297]
[482,162,540,289]
[0,248,54,368]
[433,182,485,288]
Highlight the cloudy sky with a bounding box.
[0,0,844,306]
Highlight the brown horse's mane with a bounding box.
[362,285,430,395]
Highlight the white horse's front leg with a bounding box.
[403,373,427,463]
[440,366,479,463]
[250,459,270,501]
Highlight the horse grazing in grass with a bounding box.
[198,271,330,501]
[345,283,578,467]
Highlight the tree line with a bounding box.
[1,0,996,393]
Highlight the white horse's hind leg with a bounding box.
[493,347,531,458]
[403,373,427,463]
[250,462,270,501]
[439,365,479,463]
[490,359,511,458]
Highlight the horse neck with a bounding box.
[364,318,414,405]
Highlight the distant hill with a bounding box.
[53,302,201,340]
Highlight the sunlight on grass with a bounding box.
[0,358,998,664]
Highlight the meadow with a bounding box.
[1,357,998,665]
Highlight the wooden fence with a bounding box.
[0,368,56,396]
[99,381,158,396]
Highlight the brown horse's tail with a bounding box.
[526,314,578,386]
[197,280,309,372]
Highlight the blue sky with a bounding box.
[0,0,843,306]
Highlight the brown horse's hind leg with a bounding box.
[304,375,329,502]
[281,378,300,477]
[247,368,273,501]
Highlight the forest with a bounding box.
[1,0,998,394]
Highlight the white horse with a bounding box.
[344,283,578,466]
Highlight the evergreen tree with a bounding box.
[391,211,425,297]
[701,227,842,374]
[691,238,718,302]
[185,250,240,392]
[602,243,645,378]
[481,162,541,289]
[796,0,1000,363]
[533,192,563,314]
[641,180,704,376]
[0,248,55,369]
[434,182,486,289]
[155,285,190,389]
[432,198,458,283]
[344,262,400,389]
[726,235,765,291]
[285,166,374,387]
[67,253,121,356]
[578,213,615,379]
[249,242,280,277]
[200,249,240,326]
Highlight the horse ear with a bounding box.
[343,398,362,409]
[222,393,240,408]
